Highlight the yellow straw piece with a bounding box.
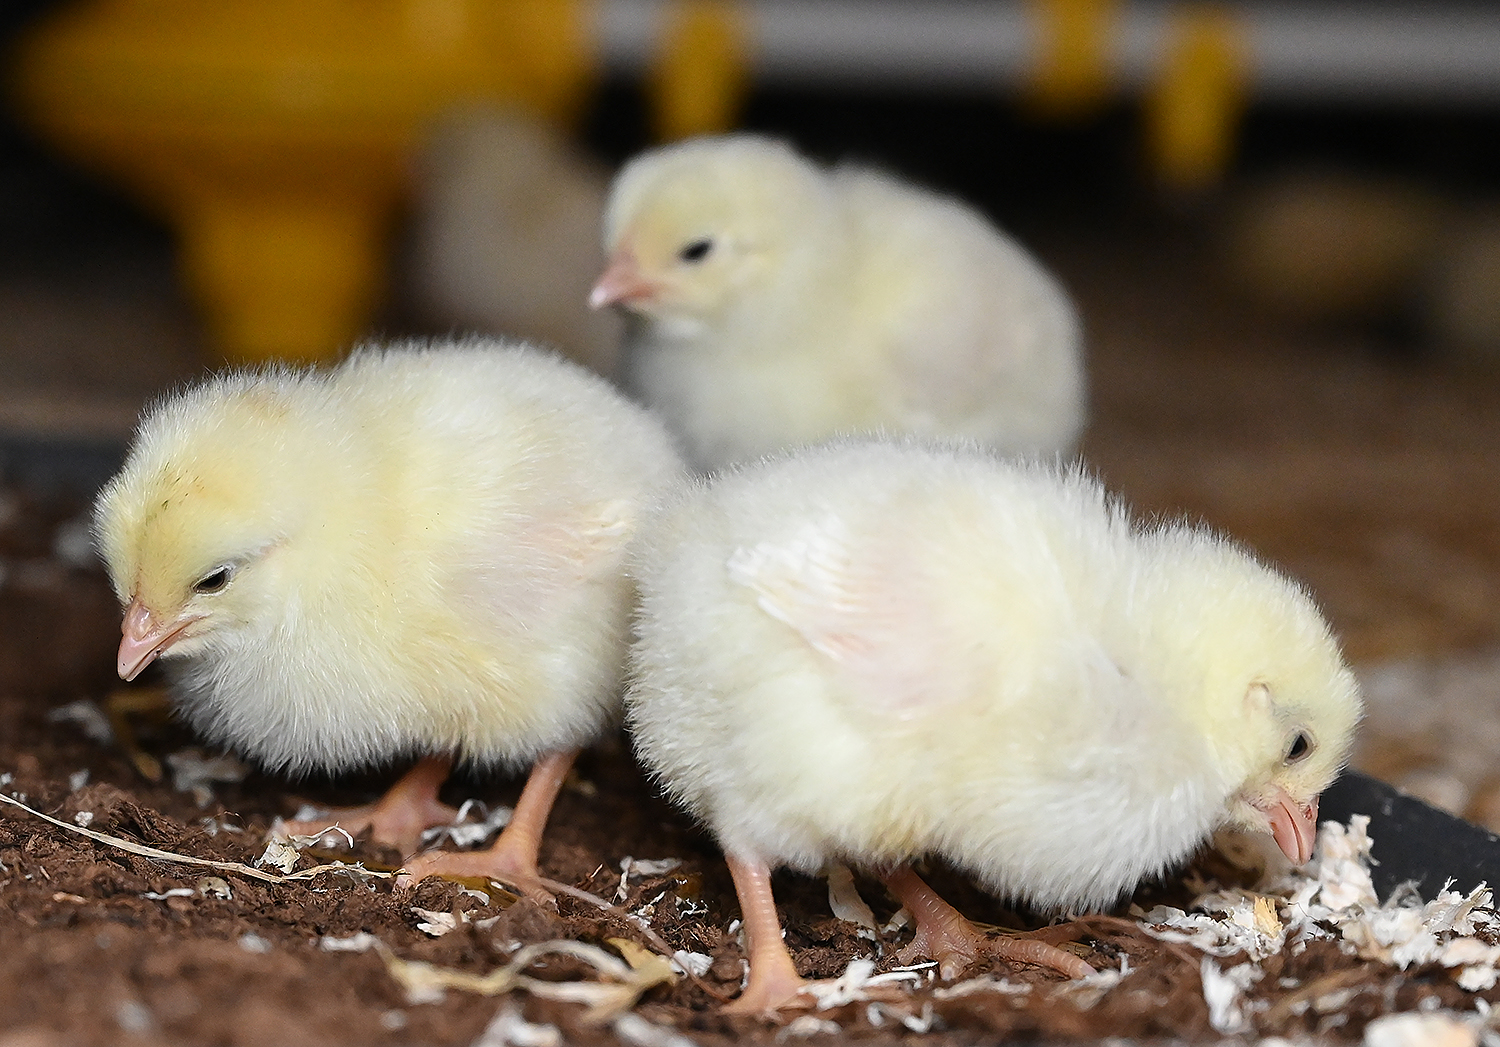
[1145,5,1249,195]
[648,0,753,142]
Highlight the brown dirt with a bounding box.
[5,233,1500,1045]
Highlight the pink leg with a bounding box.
[882,866,1094,981]
[283,755,458,857]
[396,749,578,900]
[721,852,809,1015]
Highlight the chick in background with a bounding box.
[591,134,1085,471]
[94,338,684,891]
[627,440,1361,1013]
[409,107,621,377]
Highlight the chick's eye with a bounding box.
[193,567,233,594]
[1286,732,1312,763]
[678,238,713,263]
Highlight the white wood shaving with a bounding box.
[52,515,96,568]
[1139,815,1500,1040]
[825,863,878,929]
[46,699,113,744]
[256,835,302,874]
[471,1002,563,1047]
[932,975,1033,999]
[669,950,713,977]
[1363,1011,1481,1047]
[1201,957,1263,1034]
[422,799,514,850]
[614,856,683,902]
[414,908,462,937]
[378,939,677,1020]
[612,1012,700,1047]
[319,932,381,953]
[776,1015,841,1040]
[412,907,502,937]
[1050,964,1128,1010]
[164,749,248,807]
[197,876,232,899]
[794,958,927,1011]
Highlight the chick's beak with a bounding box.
[1253,785,1319,866]
[118,597,195,682]
[589,250,660,309]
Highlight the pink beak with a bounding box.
[589,250,661,309]
[1254,786,1319,866]
[117,597,194,682]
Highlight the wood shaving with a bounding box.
[472,1002,564,1047]
[825,863,877,929]
[420,798,513,850]
[377,939,677,1021]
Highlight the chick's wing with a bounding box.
[725,510,976,718]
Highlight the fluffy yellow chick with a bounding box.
[626,440,1361,1013]
[591,135,1085,470]
[94,337,683,890]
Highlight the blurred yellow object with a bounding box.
[10,0,592,364]
[648,0,751,142]
[1145,6,1247,195]
[1024,0,1118,118]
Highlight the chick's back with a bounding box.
[96,339,684,774]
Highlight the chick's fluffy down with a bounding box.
[95,339,683,775]
[601,135,1085,469]
[626,441,1360,913]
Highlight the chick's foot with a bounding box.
[882,866,1093,981]
[721,852,812,1015]
[395,840,554,906]
[284,755,457,857]
[395,748,578,906]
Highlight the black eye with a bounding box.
[193,567,233,594]
[1286,732,1312,763]
[678,238,713,263]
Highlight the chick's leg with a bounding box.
[881,866,1093,980]
[283,755,459,856]
[722,852,809,1015]
[396,748,578,899]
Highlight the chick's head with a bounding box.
[1143,530,1362,866]
[94,375,324,681]
[591,135,830,325]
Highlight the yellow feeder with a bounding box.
[648,0,752,142]
[1145,5,1248,196]
[10,0,592,364]
[1024,0,1119,119]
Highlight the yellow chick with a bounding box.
[626,440,1361,1013]
[591,134,1085,470]
[94,337,684,890]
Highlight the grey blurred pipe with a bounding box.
[595,1,1500,104]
